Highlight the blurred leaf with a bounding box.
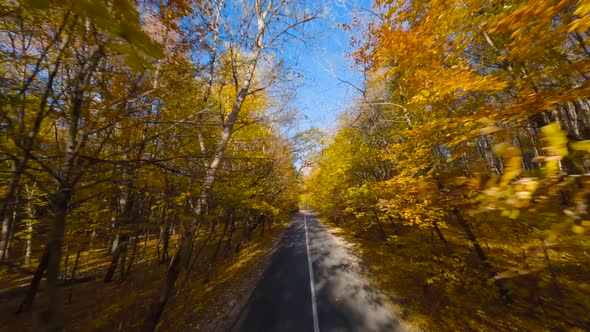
[572,225,585,234]
[571,140,590,152]
[24,0,49,9]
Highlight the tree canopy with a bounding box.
[307,0,590,330]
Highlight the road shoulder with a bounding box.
[194,221,289,331]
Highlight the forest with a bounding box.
[1,0,590,331]
[0,0,312,330]
[307,0,590,330]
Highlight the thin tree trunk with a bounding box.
[0,174,22,261]
[62,243,69,280]
[160,222,170,264]
[0,13,77,261]
[141,228,149,260]
[120,251,127,281]
[25,217,33,265]
[373,212,387,241]
[67,250,81,304]
[433,220,452,254]
[225,213,235,252]
[212,218,229,260]
[104,235,129,282]
[44,47,102,332]
[111,232,120,254]
[0,177,18,261]
[70,249,81,280]
[142,237,185,332]
[124,234,139,281]
[142,49,262,326]
[453,208,511,302]
[141,2,286,328]
[1,14,73,262]
[43,189,70,331]
[17,247,49,313]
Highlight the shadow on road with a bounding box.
[307,214,405,332]
[231,214,314,332]
[232,212,406,332]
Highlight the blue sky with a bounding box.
[290,0,373,132]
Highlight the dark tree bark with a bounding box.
[159,222,171,264]
[453,208,512,302]
[432,219,452,254]
[373,212,387,241]
[17,247,49,313]
[123,234,140,281]
[104,235,129,282]
[225,213,236,252]
[212,218,229,260]
[67,250,81,304]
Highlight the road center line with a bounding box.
[304,213,321,332]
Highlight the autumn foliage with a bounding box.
[0,0,316,330]
[308,0,590,330]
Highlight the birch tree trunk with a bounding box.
[42,44,103,332]
[142,1,318,328]
[142,9,268,332]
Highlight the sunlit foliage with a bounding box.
[308,0,590,330]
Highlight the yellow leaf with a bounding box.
[572,225,585,234]
[479,125,502,136]
[509,209,520,219]
[571,140,590,152]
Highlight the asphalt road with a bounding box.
[231,211,406,332]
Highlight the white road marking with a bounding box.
[304,213,321,332]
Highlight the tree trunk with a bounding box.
[104,235,129,282]
[68,250,81,304]
[70,250,81,280]
[373,212,387,241]
[17,247,49,313]
[140,228,149,261]
[141,236,186,332]
[62,244,69,280]
[160,222,170,264]
[1,15,72,265]
[124,234,139,281]
[0,192,19,262]
[225,213,235,252]
[25,218,33,265]
[212,218,229,260]
[432,220,452,254]
[142,4,273,328]
[43,189,70,331]
[453,208,511,302]
[0,164,23,261]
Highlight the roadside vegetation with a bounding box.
[0,0,315,330]
[307,0,590,330]
[1,222,287,331]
